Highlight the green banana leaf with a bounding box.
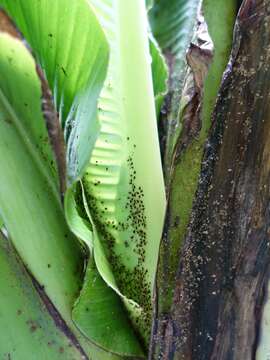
[0,0,109,182]
[0,30,80,329]
[0,231,84,359]
[72,248,144,357]
[74,0,166,349]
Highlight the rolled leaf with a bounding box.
[75,0,166,347]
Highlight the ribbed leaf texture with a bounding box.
[73,0,166,352]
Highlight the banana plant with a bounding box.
[1,0,267,359]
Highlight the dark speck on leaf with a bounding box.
[30,324,37,332]
[27,320,39,333]
[61,66,67,76]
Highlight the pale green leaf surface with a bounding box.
[0,232,83,360]
[76,0,166,346]
[0,0,109,181]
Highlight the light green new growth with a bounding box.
[75,0,166,351]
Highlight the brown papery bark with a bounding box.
[153,0,270,358]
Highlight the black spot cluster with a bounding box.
[82,152,152,338]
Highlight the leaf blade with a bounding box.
[0,232,84,360]
[0,31,80,322]
[1,0,109,181]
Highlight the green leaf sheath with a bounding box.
[202,0,237,135]
[152,0,238,324]
[0,0,109,181]
[170,0,238,270]
[0,232,83,360]
[77,0,166,347]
